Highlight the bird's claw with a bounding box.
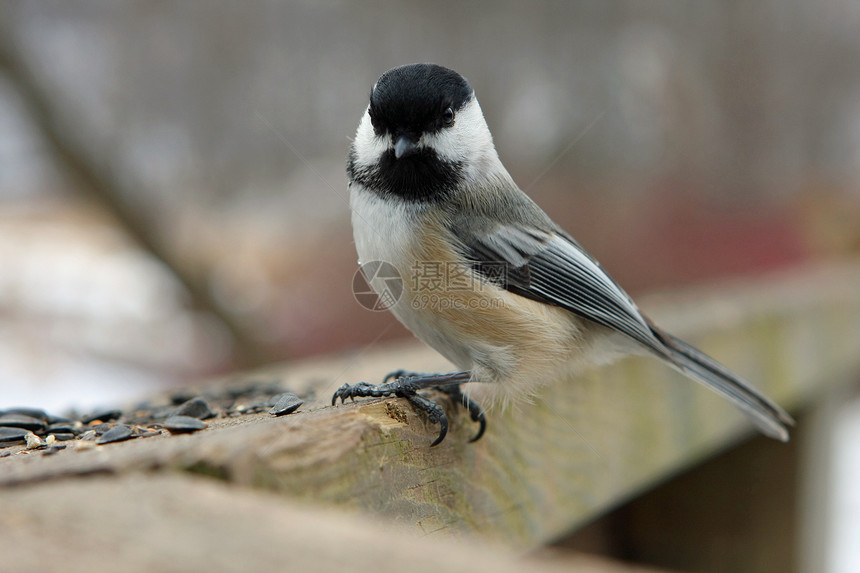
[436,384,487,442]
[332,380,411,404]
[404,393,449,446]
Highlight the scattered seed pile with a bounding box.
[0,381,304,458]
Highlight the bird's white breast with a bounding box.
[350,185,415,270]
[350,185,475,368]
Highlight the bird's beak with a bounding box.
[394,135,420,159]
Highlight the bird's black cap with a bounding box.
[368,63,473,137]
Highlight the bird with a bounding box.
[332,63,794,446]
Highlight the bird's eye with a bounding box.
[442,107,455,126]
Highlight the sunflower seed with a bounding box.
[269,392,303,416]
[163,416,207,434]
[97,425,135,445]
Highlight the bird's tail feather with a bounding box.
[655,330,794,441]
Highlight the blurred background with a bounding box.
[1,2,859,570]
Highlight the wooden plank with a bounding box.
[2,261,859,551]
[0,474,673,573]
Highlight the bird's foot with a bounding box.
[332,370,485,446]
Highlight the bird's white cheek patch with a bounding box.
[422,130,467,163]
[421,99,502,183]
[352,110,390,169]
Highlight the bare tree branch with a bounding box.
[0,26,273,369]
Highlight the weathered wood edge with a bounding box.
[2,261,859,550]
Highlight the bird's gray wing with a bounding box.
[451,221,793,440]
[455,223,668,356]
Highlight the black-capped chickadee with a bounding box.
[333,63,793,446]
